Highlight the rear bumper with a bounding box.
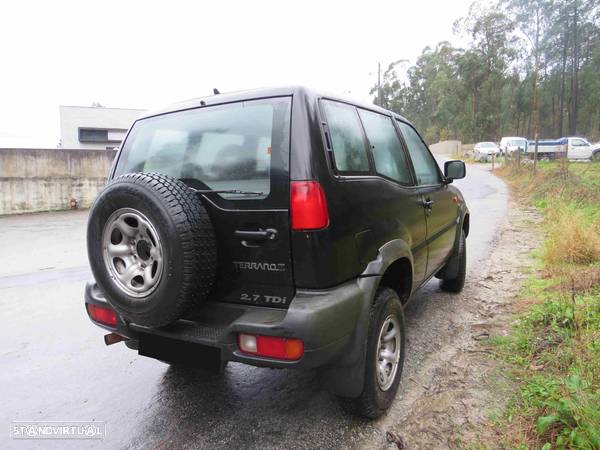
[84,277,370,370]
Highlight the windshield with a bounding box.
[114,97,291,200]
[479,142,496,147]
[508,139,527,147]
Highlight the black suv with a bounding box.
[85,86,469,418]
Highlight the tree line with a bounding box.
[373,0,600,144]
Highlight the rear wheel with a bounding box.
[593,151,600,162]
[344,287,405,418]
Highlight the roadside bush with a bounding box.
[543,205,600,268]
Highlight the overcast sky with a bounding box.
[0,0,473,148]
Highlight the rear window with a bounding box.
[357,108,412,185]
[114,97,291,201]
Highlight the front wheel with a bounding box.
[344,287,405,418]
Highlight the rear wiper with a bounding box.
[190,188,265,196]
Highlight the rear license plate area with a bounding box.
[138,332,221,371]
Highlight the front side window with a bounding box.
[321,100,370,173]
[571,139,589,147]
[397,121,441,186]
[358,109,412,185]
[114,97,291,200]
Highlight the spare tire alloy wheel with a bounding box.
[87,172,217,328]
[102,208,163,297]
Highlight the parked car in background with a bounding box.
[499,137,528,155]
[473,142,500,161]
[591,142,600,162]
[527,137,593,160]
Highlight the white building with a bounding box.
[59,105,146,150]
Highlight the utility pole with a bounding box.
[532,8,541,174]
[377,62,381,107]
[532,58,539,174]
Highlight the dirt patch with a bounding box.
[362,202,543,449]
[546,266,600,293]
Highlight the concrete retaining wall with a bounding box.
[462,143,475,154]
[429,141,476,157]
[430,140,462,155]
[0,148,116,215]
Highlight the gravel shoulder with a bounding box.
[362,200,543,449]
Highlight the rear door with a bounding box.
[115,97,295,309]
[355,107,428,285]
[396,120,459,277]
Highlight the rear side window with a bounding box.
[320,100,370,173]
[358,109,412,185]
[114,97,291,201]
[397,121,441,186]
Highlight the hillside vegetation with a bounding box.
[373,0,600,144]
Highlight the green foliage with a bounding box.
[489,163,600,449]
[375,0,600,143]
[497,287,600,448]
[533,374,600,449]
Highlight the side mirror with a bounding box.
[444,160,466,182]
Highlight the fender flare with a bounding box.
[361,239,414,279]
[320,239,414,397]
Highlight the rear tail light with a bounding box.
[290,181,329,231]
[86,303,117,327]
[238,334,304,361]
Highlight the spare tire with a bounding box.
[87,172,216,327]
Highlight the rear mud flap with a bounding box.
[319,276,380,398]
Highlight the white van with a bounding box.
[499,137,528,155]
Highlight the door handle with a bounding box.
[420,198,434,208]
[234,228,278,242]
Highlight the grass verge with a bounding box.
[491,161,600,449]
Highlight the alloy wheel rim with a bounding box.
[376,315,401,391]
[102,208,163,298]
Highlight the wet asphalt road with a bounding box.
[0,162,507,449]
